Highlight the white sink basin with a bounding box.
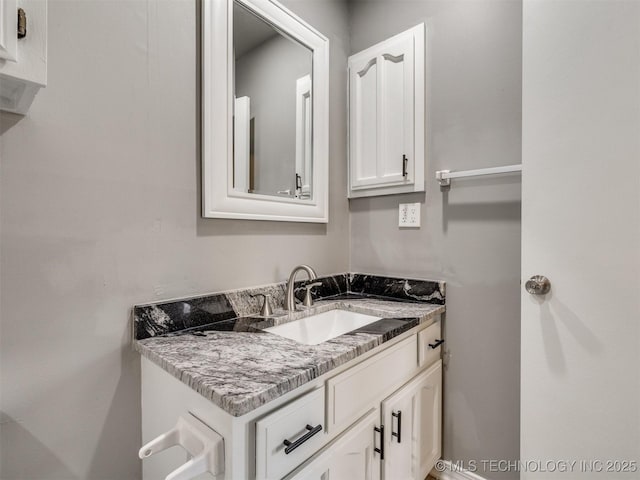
[263,309,381,345]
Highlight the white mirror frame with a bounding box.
[202,0,329,223]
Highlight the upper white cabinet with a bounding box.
[348,24,425,198]
[0,0,47,114]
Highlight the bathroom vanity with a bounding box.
[134,274,445,479]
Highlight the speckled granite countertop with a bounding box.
[134,296,444,417]
[133,273,446,417]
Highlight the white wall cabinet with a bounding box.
[0,0,47,114]
[348,24,425,198]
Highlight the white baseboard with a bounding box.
[431,460,488,480]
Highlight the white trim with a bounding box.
[431,460,489,480]
[202,0,329,223]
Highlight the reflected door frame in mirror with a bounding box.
[202,0,329,223]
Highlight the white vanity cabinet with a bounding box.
[285,321,443,480]
[0,0,47,114]
[289,362,442,480]
[348,24,425,198]
[140,318,443,480]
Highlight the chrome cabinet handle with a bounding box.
[391,410,402,443]
[525,275,551,295]
[283,424,322,454]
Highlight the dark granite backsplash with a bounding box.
[133,273,445,340]
[349,273,445,304]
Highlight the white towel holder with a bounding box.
[139,413,225,480]
[436,164,522,187]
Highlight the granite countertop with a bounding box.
[134,296,444,417]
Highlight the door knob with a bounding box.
[525,275,551,295]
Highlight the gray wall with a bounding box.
[235,34,311,196]
[348,1,522,478]
[0,1,350,478]
[0,1,522,478]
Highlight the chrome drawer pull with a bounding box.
[283,424,322,454]
[428,339,444,349]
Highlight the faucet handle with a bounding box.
[251,293,274,317]
[303,282,322,308]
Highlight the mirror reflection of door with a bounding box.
[232,1,313,200]
[295,74,312,199]
[233,96,251,193]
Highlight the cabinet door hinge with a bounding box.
[17,8,27,39]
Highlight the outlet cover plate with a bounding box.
[399,203,421,228]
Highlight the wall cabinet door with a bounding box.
[286,409,382,480]
[348,24,425,198]
[0,0,47,114]
[381,360,442,480]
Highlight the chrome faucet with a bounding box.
[285,265,318,311]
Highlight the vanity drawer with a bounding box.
[326,335,418,433]
[418,321,443,368]
[256,387,327,480]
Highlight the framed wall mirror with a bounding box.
[202,0,329,223]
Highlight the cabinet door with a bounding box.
[381,360,442,480]
[0,0,18,62]
[0,0,47,114]
[286,409,382,480]
[348,24,424,197]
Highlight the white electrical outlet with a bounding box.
[399,203,421,227]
